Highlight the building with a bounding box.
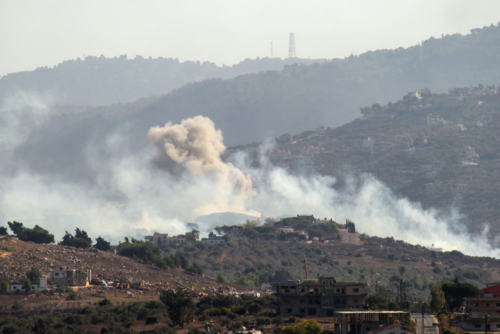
[144,232,188,246]
[297,215,316,221]
[224,225,244,236]
[145,232,169,246]
[49,267,91,286]
[272,276,367,317]
[339,220,362,245]
[201,232,226,245]
[276,226,294,234]
[336,311,410,334]
[464,283,500,332]
[10,277,48,292]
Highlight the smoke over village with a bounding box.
[2,2,500,333]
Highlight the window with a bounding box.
[300,309,305,313]
[286,309,292,313]
[284,300,289,304]
[486,303,490,306]
[496,325,500,328]
[300,300,305,304]
[353,288,359,292]
[55,273,59,276]
[475,325,481,329]
[354,299,358,303]
[497,303,500,307]
[336,289,340,292]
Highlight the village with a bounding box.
[0,214,497,334]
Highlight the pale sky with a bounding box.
[1,0,500,76]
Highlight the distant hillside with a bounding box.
[168,231,500,300]
[6,24,500,218]
[233,85,500,234]
[0,56,326,106]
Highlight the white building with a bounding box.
[10,277,48,292]
[201,232,225,245]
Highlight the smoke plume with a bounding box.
[0,104,499,258]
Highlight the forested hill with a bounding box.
[0,56,326,106]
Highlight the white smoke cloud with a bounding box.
[0,110,499,257]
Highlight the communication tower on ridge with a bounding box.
[288,33,296,58]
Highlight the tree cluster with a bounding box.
[7,221,54,244]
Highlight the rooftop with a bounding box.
[336,311,408,314]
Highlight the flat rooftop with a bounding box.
[335,311,408,314]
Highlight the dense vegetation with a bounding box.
[0,292,279,334]
[116,238,204,276]
[7,221,54,244]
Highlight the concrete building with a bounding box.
[276,226,294,234]
[338,220,363,245]
[224,225,244,236]
[272,277,367,317]
[145,232,169,246]
[49,267,91,286]
[201,232,225,245]
[10,277,48,292]
[144,232,187,246]
[464,283,500,332]
[336,311,410,334]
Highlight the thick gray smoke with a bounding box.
[0,107,498,257]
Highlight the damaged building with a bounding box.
[272,276,367,317]
[49,267,91,286]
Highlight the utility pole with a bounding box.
[422,306,425,334]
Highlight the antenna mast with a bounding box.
[288,33,296,58]
[271,42,273,58]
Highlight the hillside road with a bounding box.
[412,314,438,334]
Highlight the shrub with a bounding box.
[98,298,112,307]
[146,316,158,325]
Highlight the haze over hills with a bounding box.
[0,56,327,106]
[2,24,500,253]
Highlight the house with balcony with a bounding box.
[464,283,500,331]
[272,276,367,317]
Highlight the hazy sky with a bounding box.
[1,0,500,76]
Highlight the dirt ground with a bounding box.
[0,236,257,294]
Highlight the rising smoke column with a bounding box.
[147,116,257,216]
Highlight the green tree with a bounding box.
[186,230,200,243]
[59,228,92,248]
[160,290,195,327]
[399,266,406,276]
[22,278,32,292]
[75,228,92,245]
[7,221,54,244]
[26,267,43,282]
[430,283,445,313]
[282,319,322,334]
[243,220,257,229]
[231,273,257,287]
[94,236,111,251]
[441,282,479,311]
[0,280,9,294]
[0,226,8,235]
[217,272,226,283]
